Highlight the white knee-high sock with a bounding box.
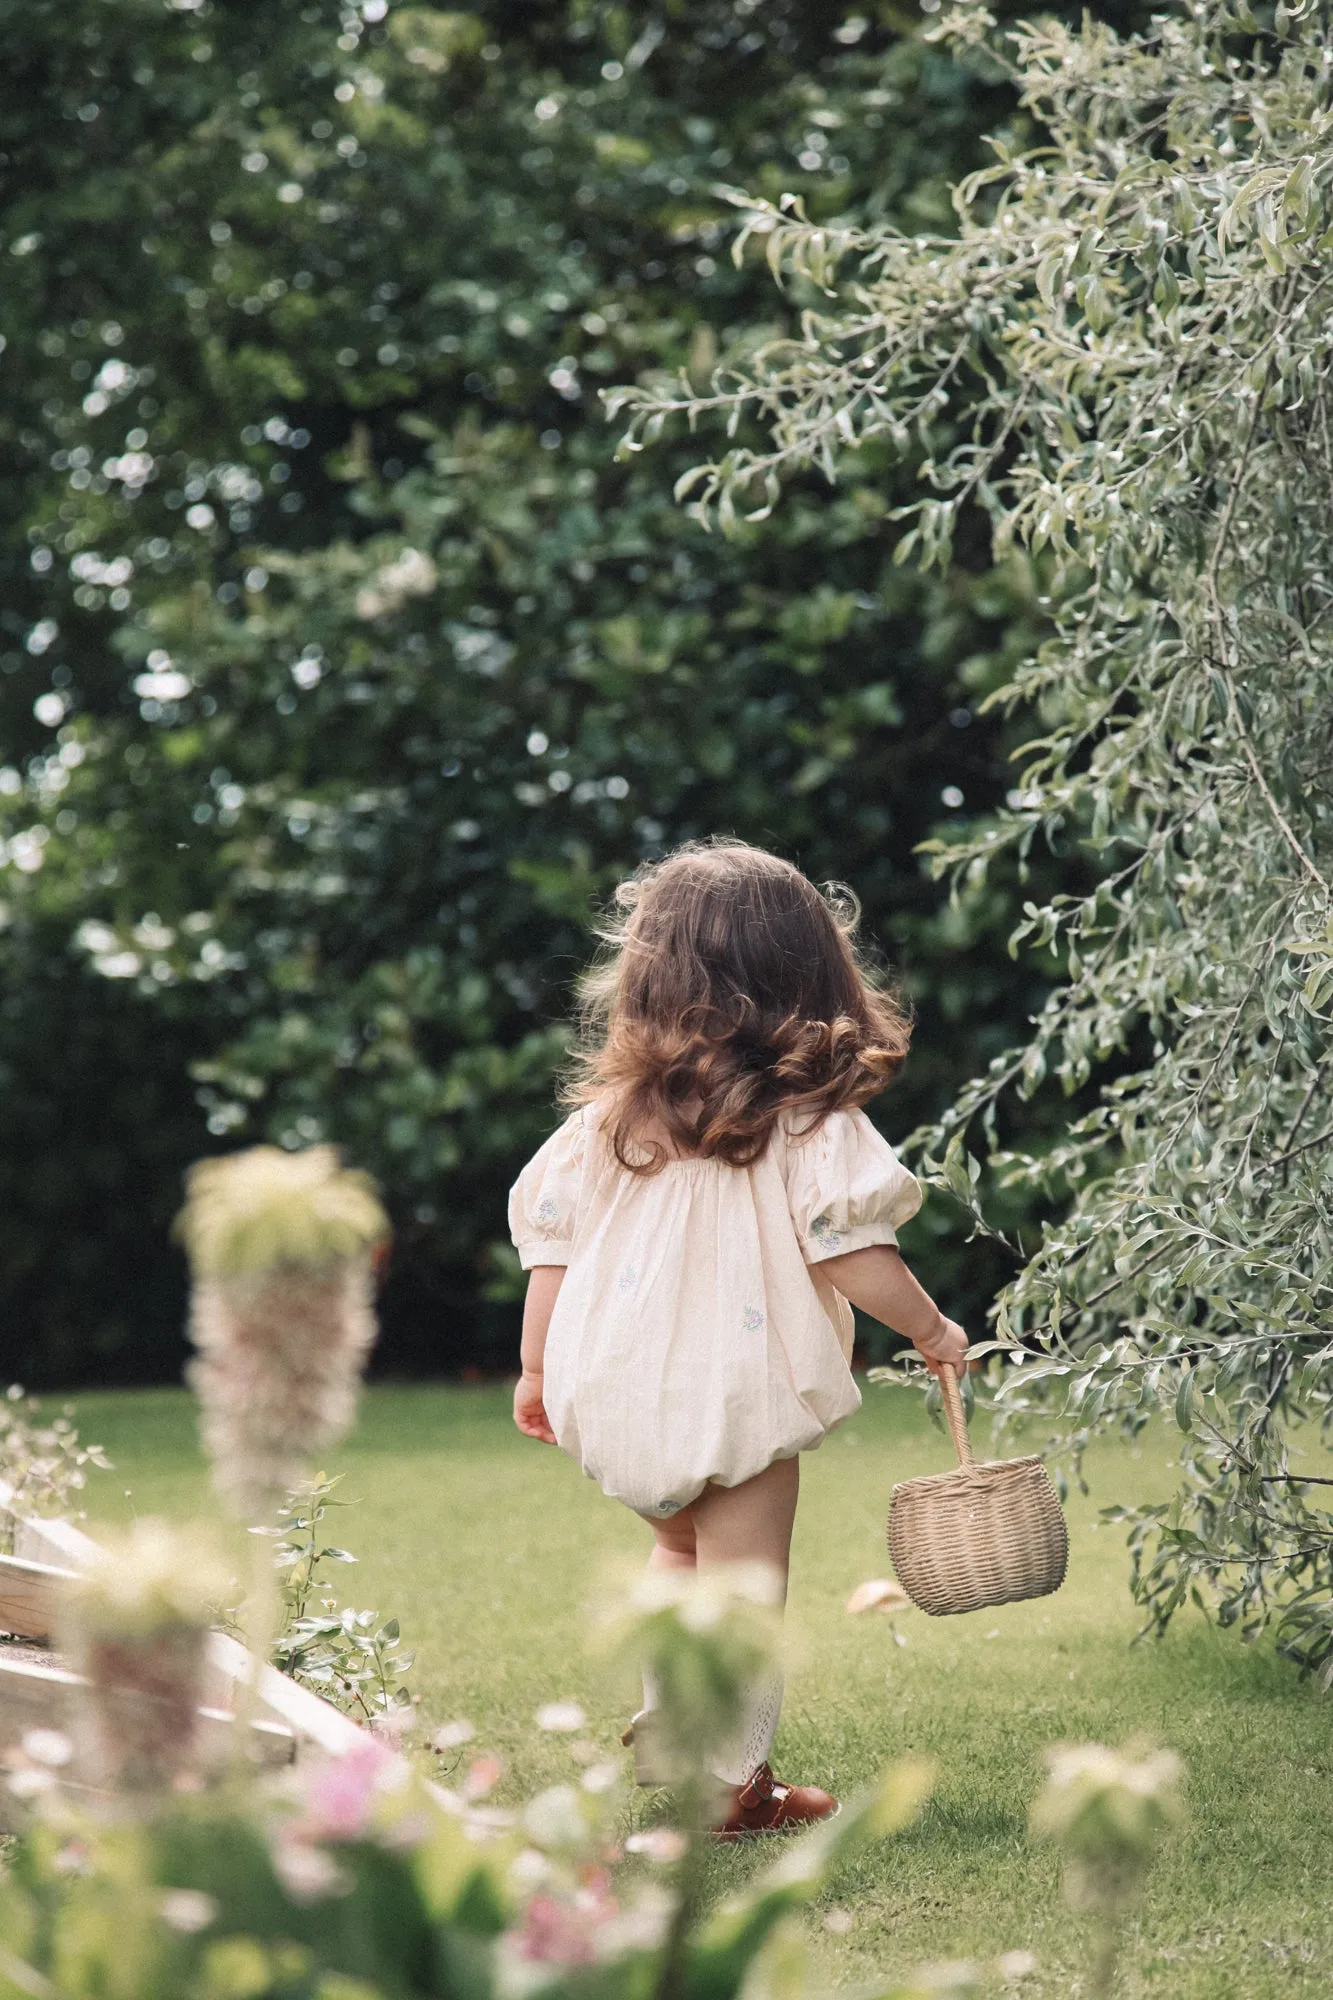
[633,1666,783,1787]
[709,1666,785,1787]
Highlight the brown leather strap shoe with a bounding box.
[709,1761,840,1841]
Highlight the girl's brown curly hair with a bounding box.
[566,840,912,1173]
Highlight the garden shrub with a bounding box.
[1,0,1073,1384]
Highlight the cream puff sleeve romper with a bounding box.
[508,1104,922,1520]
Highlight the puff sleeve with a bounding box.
[784,1108,922,1264]
[508,1111,588,1268]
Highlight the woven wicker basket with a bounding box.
[888,1369,1068,1617]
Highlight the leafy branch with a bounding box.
[613,0,1333,1672]
[257,1474,415,1724]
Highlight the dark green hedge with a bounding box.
[0,0,1108,1385]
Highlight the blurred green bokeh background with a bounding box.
[0,0,1138,1385]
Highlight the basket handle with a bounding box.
[939,1366,974,1468]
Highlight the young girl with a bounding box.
[509,841,968,1837]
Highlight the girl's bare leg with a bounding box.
[644,1459,798,1787]
[635,1510,697,1758]
[644,1456,798,1582]
[648,1507,697,1572]
[690,1455,799,1600]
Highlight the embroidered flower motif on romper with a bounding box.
[809,1213,843,1251]
[617,1263,639,1294]
[535,1195,559,1226]
[742,1305,764,1332]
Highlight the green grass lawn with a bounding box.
[64,1381,1332,1999]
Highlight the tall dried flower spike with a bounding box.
[68,1516,230,1640]
[1031,1739,1183,1997]
[177,1145,390,1520]
[177,1143,388,1279]
[63,1518,231,1795]
[1031,1741,1183,1914]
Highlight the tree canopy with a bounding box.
[3,0,1066,1383]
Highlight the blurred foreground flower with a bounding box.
[287,1735,405,1845]
[534,1701,587,1733]
[463,1753,505,1803]
[500,1870,663,1986]
[62,1518,231,1794]
[176,1145,389,1519]
[5,1728,75,1803]
[428,1720,475,1752]
[1031,1741,1184,1916]
[599,1561,783,1797]
[0,1558,959,2000]
[512,1889,604,1968]
[624,1828,687,1864]
[1031,1741,1183,1996]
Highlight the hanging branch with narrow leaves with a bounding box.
[610,0,1333,1676]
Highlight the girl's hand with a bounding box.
[915,1315,969,1378]
[514,1368,557,1444]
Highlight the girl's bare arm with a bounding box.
[513,1265,565,1442]
[818,1244,968,1377]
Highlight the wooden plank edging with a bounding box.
[0,1655,294,1763]
[0,1552,81,1642]
[0,1478,369,1758]
[205,1628,369,1756]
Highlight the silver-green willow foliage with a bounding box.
[612,0,1333,1677]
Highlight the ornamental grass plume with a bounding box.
[176,1144,389,1521]
[62,1517,231,1794]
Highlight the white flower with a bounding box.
[160,1889,218,1934]
[630,1561,783,1629]
[272,1839,352,1903]
[7,1767,56,1800]
[22,1729,73,1768]
[509,1847,553,1889]
[534,1701,586,1734]
[69,1517,230,1638]
[178,1146,388,1516]
[591,1884,673,1957]
[624,1828,687,1864]
[428,1720,475,1752]
[523,1785,589,1851]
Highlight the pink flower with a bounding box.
[462,1753,504,1803]
[506,1864,620,1969]
[513,1891,606,1967]
[292,1738,395,1844]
